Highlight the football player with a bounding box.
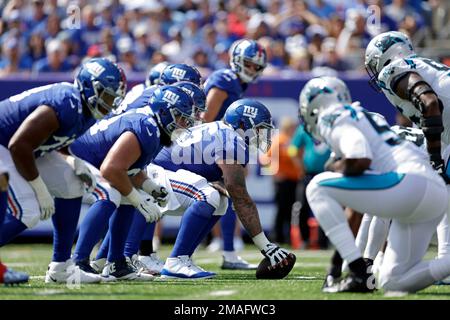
[300,76,450,293]
[201,39,267,270]
[0,58,126,284]
[365,31,450,261]
[70,85,196,281]
[147,98,293,279]
[0,160,29,285]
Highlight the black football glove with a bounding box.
[261,243,290,267]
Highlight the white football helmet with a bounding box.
[299,76,352,140]
[365,31,415,91]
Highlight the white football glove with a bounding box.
[261,243,291,267]
[126,188,162,223]
[67,156,96,193]
[29,175,55,220]
[142,178,169,207]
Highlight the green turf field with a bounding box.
[0,244,449,300]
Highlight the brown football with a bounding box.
[256,253,296,279]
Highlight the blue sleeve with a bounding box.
[205,70,239,95]
[133,118,160,162]
[49,85,81,131]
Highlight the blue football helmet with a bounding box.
[173,81,206,121]
[159,63,202,86]
[229,39,267,83]
[149,85,196,137]
[75,58,127,119]
[224,98,274,152]
[145,62,169,87]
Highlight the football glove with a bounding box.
[29,175,55,220]
[126,188,162,223]
[142,178,169,207]
[261,243,291,267]
[431,158,450,184]
[66,156,96,193]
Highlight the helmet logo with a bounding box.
[375,36,404,54]
[243,105,258,118]
[171,68,187,81]
[85,62,105,77]
[162,90,180,105]
[181,87,194,97]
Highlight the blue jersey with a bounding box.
[70,110,162,174]
[204,69,247,120]
[0,82,94,157]
[114,84,158,114]
[154,122,249,182]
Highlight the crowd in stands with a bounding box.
[0,0,448,78]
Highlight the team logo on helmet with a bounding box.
[162,90,180,105]
[243,105,258,118]
[85,62,105,77]
[171,68,187,81]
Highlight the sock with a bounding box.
[355,214,372,254]
[73,200,117,261]
[139,222,156,256]
[124,210,149,257]
[436,214,450,258]
[329,250,343,277]
[0,191,7,232]
[170,201,215,257]
[96,231,110,260]
[364,217,390,260]
[188,215,221,256]
[52,198,82,262]
[0,213,27,246]
[107,205,135,262]
[221,202,236,252]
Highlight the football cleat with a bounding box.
[90,258,106,274]
[132,253,164,275]
[206,237,222,252]
[161,255,216,280]
[222,254,258,270]
[75,258,99,275]
[45,259,101,284]
[323,272,376,293]
[0,262,29,286]
[101,258,153,282]
[322,274,342,292]
[435,275,450,285]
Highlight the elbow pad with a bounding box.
[420,115,444,142]
[407,81,435,113]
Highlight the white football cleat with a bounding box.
[206,237,222,252]
[132,253,164,275]
[161,255,216,279]
[45,259,101,284]
[90,258,106,274]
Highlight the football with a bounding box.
[256,253,297,280]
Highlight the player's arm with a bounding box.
[8,105,59,180]
[8,105,59,220]
[100,131,141,196]
[100,132,160,222]
[202,87,228,122]
[393,72,446,177]
[130,169,169,206]
[218,162,262,237]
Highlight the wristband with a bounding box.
[252,232,271,251]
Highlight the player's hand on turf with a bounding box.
[142,179,169,207]
[29,175,55,220]
[261,243,291,267]
[431,158,450,184]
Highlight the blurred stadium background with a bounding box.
[0,0,449,242]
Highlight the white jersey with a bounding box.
[378,56,450,145]
[0,158,7,175]
[317,103,441,184]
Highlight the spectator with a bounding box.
[308,0,335,19]
[289,123,331,249]
[385,0,420,27]
[0,37,32,76]
[24,31,46,63]
[26,0,47,33]
[133,24,156,71]
[313,37,349,71]
[116,37,143,73]
[80,5,102,53]
[33,39,72,73]
[288,48,312,72]
[366,0,397,37]
[261,117,303,244]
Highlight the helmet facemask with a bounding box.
[248,118,274,153]
[161,106,196,141]
[87,80,124,119]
